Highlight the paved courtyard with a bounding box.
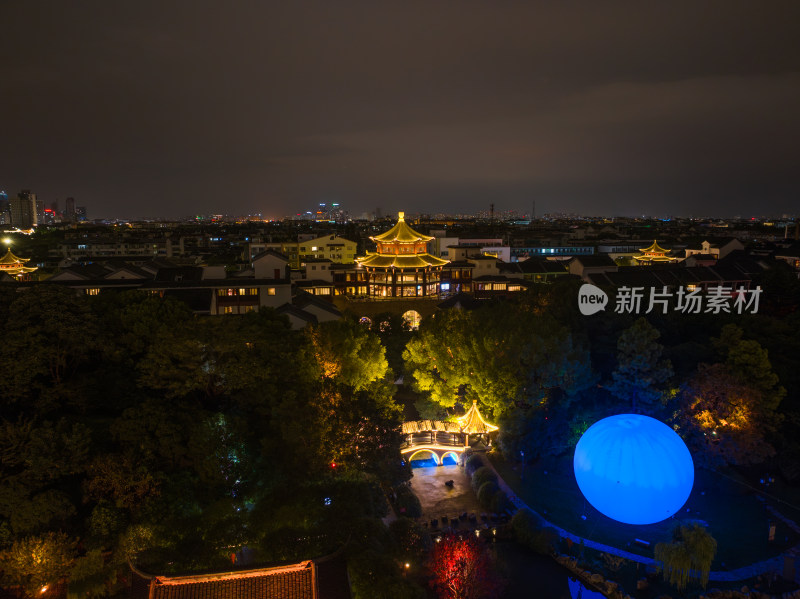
[410,464,483,520]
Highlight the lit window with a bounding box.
[85,288,100,295]
[267,287,276,296]
[227,289,235,296]
[239,288,246,295]
[317,288,331,295]
[223,306,234,314]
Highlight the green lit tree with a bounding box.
[403,308,523,416]
[404,305,593,418]
[655,523,717,591]
[714,324,785,414]
[608,317,673,413]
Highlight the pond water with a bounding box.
[496,542,605,599]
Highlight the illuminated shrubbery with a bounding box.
[464,454,485,476]
[469,467,497,493]
[476,482,499,508]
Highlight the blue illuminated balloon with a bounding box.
[573,414,694,525]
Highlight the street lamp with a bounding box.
[520,450,525,480]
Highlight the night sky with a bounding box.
[2,1,799,219]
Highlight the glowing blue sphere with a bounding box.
[573,414,694,525]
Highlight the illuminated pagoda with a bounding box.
[457,400,499,448]
[0,248,37,279]
[400,399,499,459]
[357,212,448,297]
[633,240,677,265]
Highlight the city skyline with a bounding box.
[2,1,799,220]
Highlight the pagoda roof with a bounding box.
[371,212,434,243]
[357,253,449,268]
[0,248,31,265]
[457,400,499,434]
[636,240,670,254]
[402,420,462,434]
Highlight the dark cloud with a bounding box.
[1,1,798,218]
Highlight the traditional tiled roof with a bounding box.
[402,420,462,434]
[457,400,499,434]
[634,240,676,263]
[276,302,318,324]
[357,253,449,268]
[570,255,617,267]
[402,401,498,435]
[252,249,290,262]
[147,561,315,599]
[0,248,31,265]
[442,260,476,268]
[370,212,433,243]
[0,248,37,275]
[154,267,205,282]
[517,259,569,274]
[638,240,670,253]
[293,294,342,317]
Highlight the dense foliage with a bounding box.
[0,288,408,596]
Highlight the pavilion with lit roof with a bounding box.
[0,248,37,279]
[357,212,449,297]
[457,400,499,447]
[400,400,499,464]
[633,240,677,265]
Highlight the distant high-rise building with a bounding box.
[75,206,87,221]
[65,197,76,221]
[10,190,38,228]
[35,199,45,224]
[0,191,9,225]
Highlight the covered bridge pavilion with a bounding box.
[400,400,498,465]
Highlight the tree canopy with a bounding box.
[608,317,673,413]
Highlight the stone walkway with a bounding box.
[410,464,483,520]
[485,457,800,583]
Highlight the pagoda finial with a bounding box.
[398,211,405,221]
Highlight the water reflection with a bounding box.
[568,577,606,599]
